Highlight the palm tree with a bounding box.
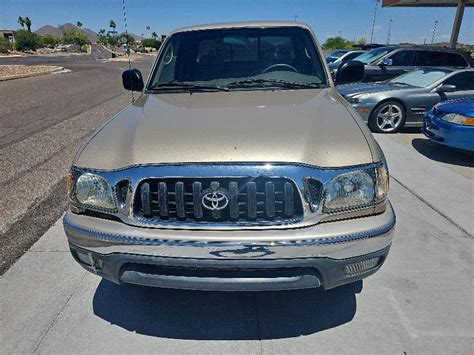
[24,17,32,32]
[77,21,83,28]
[151,31,158,39]
[99,28,106,35]
[109,20,116,31]
[17,16,25,29]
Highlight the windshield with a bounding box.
[389,68,451,88]
[326,50,348,59]
[148,27,328,92]
[353,47,393,64]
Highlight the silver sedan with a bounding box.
[337,67,474,133]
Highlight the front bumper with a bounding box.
[423,112,474,152]
[64,202,395,291]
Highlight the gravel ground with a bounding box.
[0,64,62,80]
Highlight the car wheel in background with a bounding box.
[369,101,406,133]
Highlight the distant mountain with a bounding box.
[35,24,144,43]
[36,23,98,43]
[35,24,62,37]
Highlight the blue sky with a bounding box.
[1,0,472,44]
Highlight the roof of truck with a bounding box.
[169,21,311,35]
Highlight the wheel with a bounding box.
[369,101,406,133]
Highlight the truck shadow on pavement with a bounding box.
[412,138,474,167]
[92,279,362,340]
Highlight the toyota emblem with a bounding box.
[202,190,229,211]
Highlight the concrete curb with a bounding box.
[0,66,65,81]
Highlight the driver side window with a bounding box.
[443,72,474,91]
[387,50,416,66]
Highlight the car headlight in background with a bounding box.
[441,113,474,126]
[71,172,116,211]
[349,93,370,103]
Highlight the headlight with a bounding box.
[441,113,474,126]
[349,93,370,103]
[324,170,375,212]
[74,173,116,211]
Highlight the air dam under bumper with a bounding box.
[64,203,395,291]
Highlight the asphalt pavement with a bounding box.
[0,50,155,273]
[0,52,473,353]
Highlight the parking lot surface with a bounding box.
[0,52,155,274]
[1,129,472,353]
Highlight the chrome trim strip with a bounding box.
[63,211,395,247]
[70,162,384,230]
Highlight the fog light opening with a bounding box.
[75,251,103,273]
[344,257,381,276]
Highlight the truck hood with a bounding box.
[75,88,375,170]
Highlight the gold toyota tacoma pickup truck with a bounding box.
[64,22,395,291]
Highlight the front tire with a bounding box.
[369,101,406,133]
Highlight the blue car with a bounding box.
[423,98,474,152]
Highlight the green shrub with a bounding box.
[322,37,354,50]
[0,37,13,53]
[15,29,43,51]
[62,28,89,47]
[141,38,161,49]
[41,34,60,48]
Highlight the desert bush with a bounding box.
[0,37,13,53]
[141,38,161,49]
[41,34,60,48]
[62,28,89,47]
[15,29,43,51]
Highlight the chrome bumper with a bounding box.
[64,203,395,290]
[63,202,395,260]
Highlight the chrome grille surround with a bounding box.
[134,177,304,225]
[69,163,385,230]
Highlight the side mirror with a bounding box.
[379,58,392,67]
[434,84,456,93]
[122,69,144,91]
[335,60,365,85]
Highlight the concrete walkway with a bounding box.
[1,135,472,354]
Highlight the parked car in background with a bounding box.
[423,97,474,152]
[63,22,394,292]
[362,47,472,82]
[325,49,349,63]
[338,67,474,133]
[332,50,367,64]
[331,46,473,84]
[330,46,397,81]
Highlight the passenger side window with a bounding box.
[415,51,441,66]
[443,72,474,91]
[388,50,416,66]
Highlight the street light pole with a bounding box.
[370,0,380,44]
[431,19,439,45]
[386,18,393,45]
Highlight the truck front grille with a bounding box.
[134,177,304,225]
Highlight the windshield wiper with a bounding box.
[149,82,229,92]
[227,78,324,89]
